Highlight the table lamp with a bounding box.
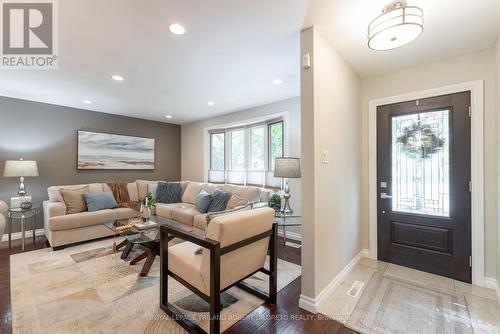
[3,159,39,196]
[274,157,301,214]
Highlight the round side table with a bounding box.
[8,204,40,251]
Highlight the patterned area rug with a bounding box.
[11,238,301,334]
[346,272,474,334]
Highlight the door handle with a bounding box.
[380,192,392,199]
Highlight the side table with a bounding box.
[8,205,40,251]
[274,212,301,248]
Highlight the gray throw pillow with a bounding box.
[196,191,213,214]
[207,189,232,213]
[82,192,117,212]
[148,183,158,200]
[156,182,182,203]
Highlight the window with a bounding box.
[208,117,285,187]
[230,129,245,170]
[250,126,265,171]
[210,132,225,170]
[269,121,283,170]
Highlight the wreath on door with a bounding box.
[396,123,445,159]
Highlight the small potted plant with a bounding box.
[269,194,282,212]
[139,193,156,221]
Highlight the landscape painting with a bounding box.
[77,131,155,170]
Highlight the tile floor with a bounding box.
[318,257,500,334]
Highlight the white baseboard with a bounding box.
[299,248,369,314]
[277,230,301,242]
[484,277,500,302]
[1,229,45,242]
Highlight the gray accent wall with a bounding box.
[0,96,181,233]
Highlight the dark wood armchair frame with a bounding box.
[160,222,278,334]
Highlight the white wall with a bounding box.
[181,97,302,214]
[361,49,498,279]
[300,27,363,302]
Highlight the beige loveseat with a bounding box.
[43,180,270,249]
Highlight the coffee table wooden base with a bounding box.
[128,235,174,276]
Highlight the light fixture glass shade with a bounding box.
[274,157,301,178]
[368,2,423,51]
[3,160,39,177]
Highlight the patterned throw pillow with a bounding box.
[196,191,213,214]
[156,182,182,203]
[207,189,232,213]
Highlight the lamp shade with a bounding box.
[3,160,39,177]
[274,157,301,178]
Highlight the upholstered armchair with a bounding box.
[160,207,277,334]
[0,200,7,242]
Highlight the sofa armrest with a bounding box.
[43,201,66,232]
[0,200,7,218]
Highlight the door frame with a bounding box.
[368,80,485,286]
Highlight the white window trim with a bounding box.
[204,111,290,184]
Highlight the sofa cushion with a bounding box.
[48,209,116,231]
[181,182,202,205]
[168,241,207,294]
[113,207,140,220]
[60,186,89,214]
[136,180,162,198]
[193,214,208,231]
[156,203,191,219]
[157,182,182,203]
[226,193,248,210]
[48,183,103,202]
[83,192,117,212]
[221,184,261,203]
[196,191,213,214]
[208,189,232,213]
[171,206,201,226]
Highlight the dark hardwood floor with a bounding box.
[0,236,357,334]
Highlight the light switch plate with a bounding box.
[322,150,328,164]
[302,53,311,69]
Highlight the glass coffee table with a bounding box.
[102,215,193,276]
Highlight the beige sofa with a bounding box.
[0,200,7,242]
[43,180,270,249]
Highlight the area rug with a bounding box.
[346,272,473,334]
[10,238,301,334]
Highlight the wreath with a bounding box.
[396,123,445,159]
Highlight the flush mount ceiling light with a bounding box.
[368,1,423,51]
[83,100,92,104]
[272,79,282,85]
[169,23,186,35]
[165,115,173,119]
[207,101,215,106]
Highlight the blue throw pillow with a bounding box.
[196,191,213,214]
[156,182,182,203]
[83,192,117,212]
[207,189,232,213]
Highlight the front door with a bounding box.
[377,92,471,283]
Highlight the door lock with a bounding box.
[380,192,392,199]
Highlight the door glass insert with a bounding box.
[391,110,450,217]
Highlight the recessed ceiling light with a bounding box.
[83,100,92,104]
[272,79,283,85]
[207,101,215,106]
[111,75,124,81]
[165,115,173,119]
[169,23,186,35]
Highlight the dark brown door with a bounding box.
[377,92,471,283]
